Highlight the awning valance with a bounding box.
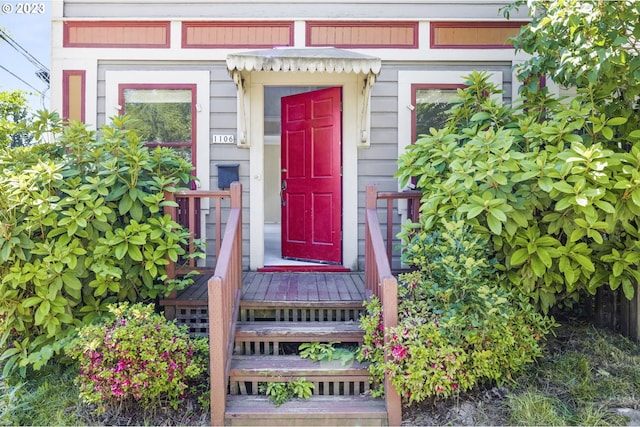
[227,48,381,148]
[226,47,382,75]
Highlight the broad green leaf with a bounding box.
[612,261,624,277]
[22,296,43,308]
[118,194,133,215]
[510,248,529,266]
[553,181,574,194]
[34,301,50,325]
[471,112,491,122]
[486,214,502,235]
[114,243,127,260]
[128,245,143,262]
[489,208,507,222]
[632,188,640,207]
[564,267,576,287]
[606,117,627,126]
[530,255,546,277]
[538,177,554,192]
[601,126,614,140]
[587,229,603,244]
[129,234,147,246]
[622,280,635,300]
[555,196,573,211]
[575,194,588,207]
[62,272,82,291]
[537,248,552,268]
[130,202,143,222]
[573,254,595,272]
[594,199,616,213]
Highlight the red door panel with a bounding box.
[281,87,342,264]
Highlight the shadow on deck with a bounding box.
[159,272,366,335]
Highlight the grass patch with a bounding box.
[1,364,83,426]
[506,321,640,426]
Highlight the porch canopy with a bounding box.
[226,47,382,146]
[226,47,381,75]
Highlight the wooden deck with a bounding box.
[169,272,366,304]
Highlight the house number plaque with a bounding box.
[211,134,236,144]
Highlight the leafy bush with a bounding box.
[259,378,314,407]
[0,115,199,375]
[396,71,640,312]
[65,302,208,413]
[359,220,555,404]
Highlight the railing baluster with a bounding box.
[364,184,420,426]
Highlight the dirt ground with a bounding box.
[400,385,511,426]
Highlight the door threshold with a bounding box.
[257,265,351,273]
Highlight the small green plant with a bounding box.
[259,378,314,407]
[65,302,208,414]
[299,342,356,366]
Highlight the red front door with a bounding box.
[280,87,342,264]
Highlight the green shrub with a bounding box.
[0,115,200,375]
[396,71,640,312]
[65,302,208,414]
[359,220,555,404]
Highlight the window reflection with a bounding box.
[123,88,193,144]
[413,86,461,140]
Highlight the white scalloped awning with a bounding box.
[227,48,381,148]
[226,47,382,75]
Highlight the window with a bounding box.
[118,84,197,166]
[398,71,503,151]
[412,84,464,142]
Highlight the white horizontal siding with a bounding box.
[63,1,528,20]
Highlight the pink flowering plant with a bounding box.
[65,302,208,414]
[359,220,556,404]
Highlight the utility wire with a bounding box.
[0,27,50,85]
[0,63,45,95]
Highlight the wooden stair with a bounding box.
[225,300,388,426]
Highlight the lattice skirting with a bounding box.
[175,306,209,337]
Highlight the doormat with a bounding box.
[257,265,351,273]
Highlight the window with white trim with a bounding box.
[119,84,197,167]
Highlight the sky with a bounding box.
[0,1,52,112]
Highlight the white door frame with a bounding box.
[245,71,362,270]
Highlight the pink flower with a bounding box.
[391,345,407,360]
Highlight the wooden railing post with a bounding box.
[208,182,243,426]
[163,190,177,281]
[364,183,403,425]
[208,277,226,426]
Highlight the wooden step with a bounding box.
[235,321,363,341]
[229,355,371,396]
[225,395,388,426]
[231,354,368,376]
[239,300,365,322]
[234,320,364,356]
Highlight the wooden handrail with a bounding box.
[364,184,404,426]
[208,182,243,427]
[374,189,421,266]
[164,188,235,279]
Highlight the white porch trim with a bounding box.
[242,72,364,271]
